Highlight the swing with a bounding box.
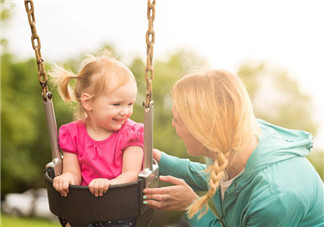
[24,1,159,226]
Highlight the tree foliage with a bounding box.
[1,53,47,195]
[238,62,318,135]
[1,0,15,51]
[130,49,208,162]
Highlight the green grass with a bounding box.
[1,215,60,227]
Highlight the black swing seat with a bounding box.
[44,168,154,227]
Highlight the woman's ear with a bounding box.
[81,93,93,111]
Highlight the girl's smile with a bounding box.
[84,82,137,140]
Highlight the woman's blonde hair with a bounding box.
[171,69,259,219]
[49,50,136,120]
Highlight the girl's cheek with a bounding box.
[126,112,132,119]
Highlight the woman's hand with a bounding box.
[89,178,110,197]
[143,175,199,211]
[153,149,162,163]
[53,173,76,197]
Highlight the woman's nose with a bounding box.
[171,119,175,127]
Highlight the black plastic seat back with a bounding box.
[44,168,153,227]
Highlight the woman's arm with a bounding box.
[143,149,207,213]
[143,176,223,227]
[157,150,209,191]
[53,152,81,197]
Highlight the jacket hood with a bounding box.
[244,119,313,175]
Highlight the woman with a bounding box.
[143,70,324,226]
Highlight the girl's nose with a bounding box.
[121,107,131,116]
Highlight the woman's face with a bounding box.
[172,105,207,157]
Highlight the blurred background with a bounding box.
[1,0,323,226]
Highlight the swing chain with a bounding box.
[144,0,156,108]
[24,0,48,100]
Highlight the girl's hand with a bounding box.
[53,152,81,197]
[143,175,199,211]
[53,173,76,197]
[89,178,110,197]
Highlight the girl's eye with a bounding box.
[113,103,120,106]
[128,103,134,106]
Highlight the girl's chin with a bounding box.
[109,122,124,130]
[111,125,122,130]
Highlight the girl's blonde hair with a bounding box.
[171,70,259,219]
[49,50,136,120]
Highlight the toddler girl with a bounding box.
[50,51,143,226]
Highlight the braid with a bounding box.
[187,151,230,219]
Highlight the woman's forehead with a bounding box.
[171,105,179,118]
[171,104,176,114]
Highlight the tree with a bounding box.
[129,49,208,163]
[1,54,45,195]
[238,62,318,135]
[237,62,322,181]
[0,0,14,51]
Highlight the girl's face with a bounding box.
[89,82,137,132]
[172,105,208,157]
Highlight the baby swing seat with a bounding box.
[44,168,154,227]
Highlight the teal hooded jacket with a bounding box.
[159,119,324,226]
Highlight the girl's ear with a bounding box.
[81,93,93,111]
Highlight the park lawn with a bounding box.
[1,215,60,227]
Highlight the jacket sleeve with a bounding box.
[184,209,223,227]
[246,190,307,227]
[159,152,209,191]
[159,153,224,226]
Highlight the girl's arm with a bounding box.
[111,145,143,184]
[88,146,143,197]
[53,152,81,197]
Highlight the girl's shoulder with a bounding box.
[58,120,86,153]
[116,119,144,146]
[60,120,86,136]
[120,119,144,132]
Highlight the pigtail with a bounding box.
[49,64,77,102]
[49,51,136,122]
[187,151,229,219]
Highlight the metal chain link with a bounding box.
[144,0,156,108]
[24,0,48,100]
[25,0,155,104]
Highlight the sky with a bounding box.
[3,0,324,149]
